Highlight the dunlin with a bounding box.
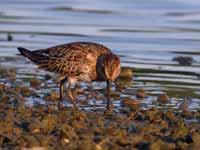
[18,42,121,110]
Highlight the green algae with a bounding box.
[134,68,200,76]
[166,89,200,99]
[15,86,34,97]
[29,79,42,89]
[0,103,199,149]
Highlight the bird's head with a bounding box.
[97,53,121,81]
[97,53,121,110]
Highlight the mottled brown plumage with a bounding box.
[18,42,121,110]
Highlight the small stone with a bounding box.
[136,88,146,98]
[58,124,77,140]
[81,99,89,105]
[122,99,141,107]
[115,77,133,89]
[87,93,93,99]
[44,92,60,101]
[118,67,133,79]
[0,67,7,77]
[76,88,84,94]
[179,97,192,111]
[44,73,52,80]
[33,128,40,133]
[127,124,137,133]
[15,86,34,97]
[7,33,13,41]
[95,144,102,150]
[104,90,120,98]
[157,94,170,103]
[104,109,113,116]
[8,68,16,80]
[30,79,41,88]
[172,56,194,66]
[150,139,176,150]
[192,133,200,144]
[63,138,70,144]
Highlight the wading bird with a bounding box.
[18,42,121,110]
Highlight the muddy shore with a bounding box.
[0,64,200,150]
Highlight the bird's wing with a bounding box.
[37,42,111,77]
[34,42,111,57]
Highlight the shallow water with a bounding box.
[0,0,200,110]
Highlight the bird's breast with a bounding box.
[76,63,97,82]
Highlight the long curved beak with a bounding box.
[106,80,111,110]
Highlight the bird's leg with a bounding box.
[72,84,77,102]
[106,80,111,110]
[67,83,79,109]
[72,89,77,102]
[58,78,67,109]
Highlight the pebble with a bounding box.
[157,94,170,103]
[122,99,141,107]
[136,88,146,98]
[44,92,60,101]
[30,79,41,88]
[118,67,133,79]
[172,56,194,66]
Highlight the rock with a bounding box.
[77,141,97,150]
[63,138,70,144]
[176,141,189,150]
[8,68,16,80]
[122,99,141,108]
[21,135,41,148]
[76,88,84,94]
[172,56,194,66]
[118,67,133,79]
[95,144,103,150]
[192,133,200,144]
[57,124,77,140]
[136,88,146,98]
[150,139,176,150]
[172,123,188,139]
[44,73,52,80]
[0,67,7,77]
[0,67,16,80]
[115,78,133,89]
[104,90,120,98]
[15,86,34,97]
[190,133,200,149]
[104,110,114,116]
[0,94,10,103]
[40,114,57,133]
[127,124,137,133]
[7,33,13,41]
[181,110,193,119]
[80,99,89,105]
[179,97,192,111]
[0,84,7,92]
[116,138,132,146]
[44,92,60,101]
[157,94,170,103]
[28,119,41,133]
[30,79,41,88]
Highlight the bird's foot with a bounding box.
[57,101,65,110]
[67,88,79,110]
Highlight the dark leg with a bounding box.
[67,83,79,109]
[72,86,77,102]
[58,78,67,109]
[106,80,111,110]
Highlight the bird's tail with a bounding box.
[17,47,47,64]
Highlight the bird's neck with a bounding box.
[96,55,106,81]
